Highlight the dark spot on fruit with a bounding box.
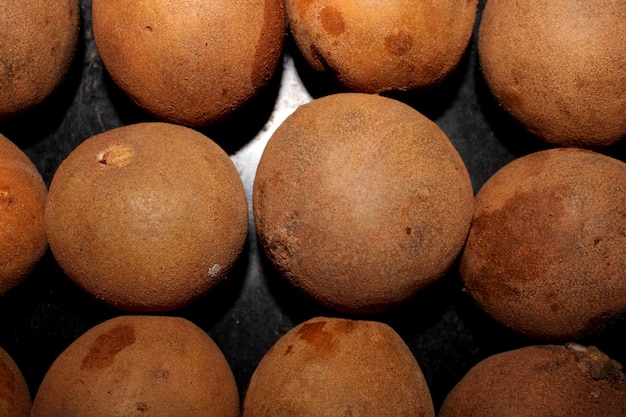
[405,227,412,235]
[297,321,334,351]
[152,367,169,379]
[81,324,136,370]
[297,320,355,352]
[0,58,22,89]
[284,344,294,355]
[384,31,413,56]
[251,0,282,88]
[320,6,345,36]
[0,188,15,206]
[136,402,149,412]
[466,186,571,289]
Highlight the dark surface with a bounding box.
[1,0,625,412]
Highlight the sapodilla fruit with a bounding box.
[45,122,248,312]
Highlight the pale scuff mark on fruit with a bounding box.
[208,264,222,277]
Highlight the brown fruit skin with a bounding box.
[253,93,474,313]
[478,0,626,148]
[0,346,31,417]
[438,344,626,417]
[31,315,240,417]
[0,134,48,296]
[0,0,80,120]
[460,148,626,341]
[243,316,435,417]
[92,0,286,127]
[45,122,248,312]
[286,0,477,93]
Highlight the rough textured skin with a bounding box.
[243,316,435,417]
[286,0,478,93]
[0,0,80,120]
[438,344,626,417]
[0,346,31,417]
[92,0,286,127]
[30,315,240,417]
[0,134,48,296]
[460,148,626,340]
[45,122,248,312]
[478,0,626,148]
[253,93,474,313]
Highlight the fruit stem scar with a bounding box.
[98,145,134,167]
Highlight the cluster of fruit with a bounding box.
[1,0,625,416]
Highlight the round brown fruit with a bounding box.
[30,315,240,417]
[0,134,48,296]
[286,0,478,93]
[0,0,79,120]
[92,0,286,127]
[243,316,435,417]
[45,122,248,312]
[478,0,626,148]
[438,343,626,417]
[0,346,31,417]
[460,147,626,340]
[253,92,474,313]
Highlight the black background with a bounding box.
[1,0,625,412]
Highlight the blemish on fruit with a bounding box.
[297,320,333,350]
[81,324,136,370]
[152,366,170,380]
[98,145,134,167]
[0,188,14,205]
[320,6,345,36]
[384,31,413,56]
[208,264,222,278]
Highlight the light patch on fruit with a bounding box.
[208,264,222,277]
[98,145,134,167]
